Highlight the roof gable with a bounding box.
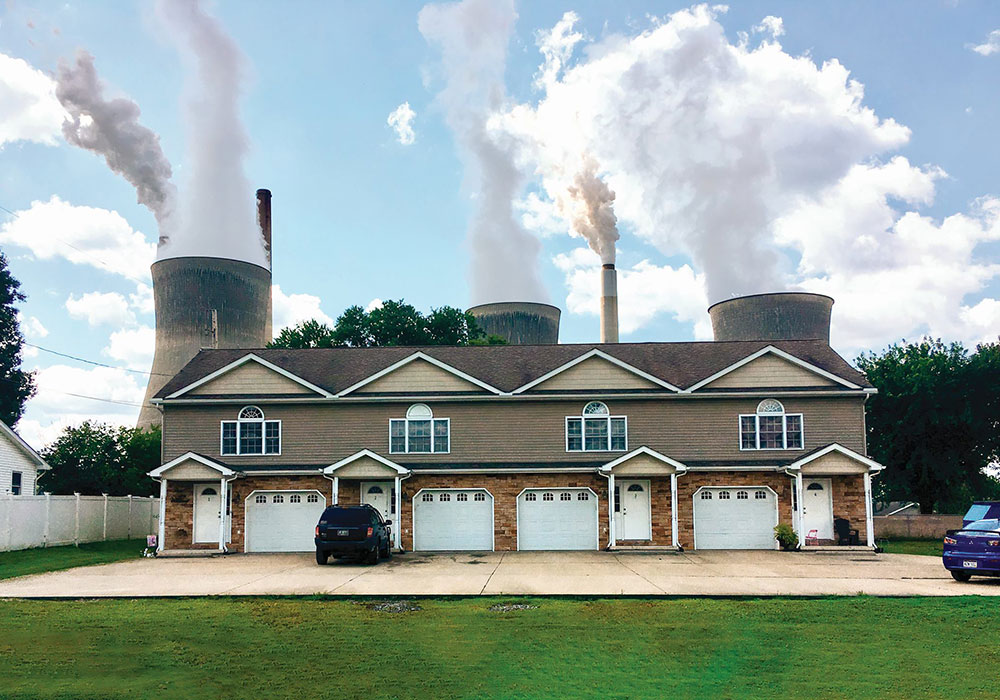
[786,443,885,474]
[601,446,688,475]
[338,352,501,396]
[687,346,860,392]
[0,420,48,470]
[166,354,333,399]
[514,349,679,394]
[325,450,408,476]
[148,452,235,479]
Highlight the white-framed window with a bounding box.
[457,493,468,502]
[739,399,803,450]
[290,494,301,504]
[526,492,537,502]
[566,401,627,452]
[255,494,266,504]
[543,492,554,501]
[273,494,284,503]
[719,491,731,500]
[307,494,319,503]
[577,492,589,501]
[754,490,767,500]
[701,491,712,500]
[422,492,433,502]
[221,406,281,456]
[560,492,572,501]
[389,404,450,454]
[10,471,22,496]
[474,493,486,502]
[440,493,451,502]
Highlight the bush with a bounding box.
[774,523,798,551]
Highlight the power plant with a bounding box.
[467,302,561,345]
[137,190,273,428]
[708,292,834,343]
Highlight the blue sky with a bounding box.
[1,0,999,447]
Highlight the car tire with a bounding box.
[380,540,391,559]
[951,570,973,583]
[366,545,379,565]
[315,548,329,566]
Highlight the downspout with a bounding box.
[671,470,683,551]
[155,477,166,553]
[784,467,805,549]
[220,474,239,553]
[395,471,412,553]
[864,470,875,549]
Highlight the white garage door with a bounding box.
[518,488,598,551]
[693,487,777,550]
[246,491,327,552]
[413,489,493,551]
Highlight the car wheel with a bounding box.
[951,570,973,583]
[315,548,329,566]
[380,540,391,559]
[366,545,379,565]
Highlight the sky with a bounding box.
[1,0,999,449]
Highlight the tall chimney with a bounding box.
[600,263,619,343]
[256,188,273,342]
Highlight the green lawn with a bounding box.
[0,539,147,581]
[0,597,996,699]
[880,538,944,556]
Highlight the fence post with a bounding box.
[102,494,108,542]
[74,492,80,547]
[43,492,51,548]
[127,495,133,539]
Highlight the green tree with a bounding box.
[857,339,1000,513]
[38,422,161,496]
[269,300,506,348]
[0,251,36,425]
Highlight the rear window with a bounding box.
[961,519,1000,533]
[322,508,372,526]
[964,504,991,522]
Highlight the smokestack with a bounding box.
[257,188,273,341]
[600,263,619,343]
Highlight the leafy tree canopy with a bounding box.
[38,422,161,496]
[857,339,1000,513]
[0,250,36,425]
[269,300,506,348]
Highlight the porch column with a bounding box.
[795,472,805,549]
[218,477,228,553]
[332,476,339,506]
[157,478,167,553]
[670,473,679,549]
[608,473,616,548]
[863,472,875,548]
[393,475,402,550]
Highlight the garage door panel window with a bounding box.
[739,399,803,451]
[390,404,450,454]
[567,402,627,452]
[221,406,280,456]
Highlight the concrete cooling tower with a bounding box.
[708,292,834,344]
[467,302,561,345]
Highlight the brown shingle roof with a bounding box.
[155,340,871,399]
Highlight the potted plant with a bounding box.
[774,523,799,551]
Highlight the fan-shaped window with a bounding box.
[525,492,537,502]
[474,493,486,501]
[391,405,449,454]
[583,401,609,416]
[239,406,264,421]
[627,484,644,492]
[807,482,824,491]
[307,494,319,503]
[367,486,384,495]
[222,406,280,456]
[567,402,626,452]
[542,492,554,501]
[739,398,803,451]
[201,488,217,496]
[406,403,433,419]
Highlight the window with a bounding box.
[566,401,627,452]
[10,471,22,496]
[367,486,384,495]
[273,494,284,503]
[526,493,537,502]
[255,494,267,504]
[440,493,451,502]
[614,487,620,511]
[290,494,301,504]
[627,484,644,492]
[719,491,731,500]
[307,494,319,503]
[754,491,767,500]
[457,493,468,502]
[736,491,748,500]
[543,492,554,501]
[577,492,589,501]
[390,404,449,454]
[221,406,280,455]
[739,399,803,450]
[474,493,485,502]
[422,493,434,502]
[560,492,572,501]
[701,491,712,500]
[807,482,824,491]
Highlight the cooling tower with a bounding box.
[467,302,561,345]
[708,292,834,344]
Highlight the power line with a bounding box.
[25,342,171,377]
[0,372,146,408]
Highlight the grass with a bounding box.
[0,539,147,581]
[880,538,944,557]
[0,597,997,699]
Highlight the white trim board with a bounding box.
[165,354,334,399]
[512,349,681,394]
[148,452,236,478]
[336,352,503,396]
[324,449,410,475]
[785,442,886,473]
[600,446,689,474]
[684,346,861,392]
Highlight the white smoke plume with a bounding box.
[155,0,266,268]
[563,157,619,264]
[55,51,177,244]
[418,0,547,304]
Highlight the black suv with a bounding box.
[314,504,392,565]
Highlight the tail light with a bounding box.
[944,536,957,545]
[367,527,374,537]
[315,526,320,537]
[989,540,1000,547]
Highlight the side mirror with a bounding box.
[384,519,392,526]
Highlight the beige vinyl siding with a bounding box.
[800,451,869,475]
[702,354,839,389]
[529,356,660,391]
[354,359,488,394]
[162,396,867,467]
[609,453,680,476]
[161,459,226,480]
[188,363,318,396]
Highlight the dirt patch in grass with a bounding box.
[354,600,422,613]
[488,603,538,612]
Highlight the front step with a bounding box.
[802,545,876,554]
[609,545,682,553]
[157,549,225,558]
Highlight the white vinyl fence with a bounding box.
[0,494,160,552]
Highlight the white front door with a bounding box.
[802,478,834,540]
[194,484,221,543]
[362,482,392,520]
[616,480,651,540]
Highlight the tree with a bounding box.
[857,339,1000,513]
[0,250,36,425]
[38,422,161,496]
[269,300,506,348]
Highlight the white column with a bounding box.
[394,476,402,550]
[157,480,167,553]
[795,473,805,548]
[864,472,875,548]
[670,473,679,549]
[332,477,339,506]
[218,478,228,552]
[608,473,616,548]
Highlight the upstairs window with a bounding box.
[221,406,281,456]
[739,399,803,450]
[390,404,450,454]
[566,401,627,452]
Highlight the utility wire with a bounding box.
[25,342,171,377]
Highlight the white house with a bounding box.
[0,420,49,496]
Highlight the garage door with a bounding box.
[517,488,598,551]
[246,491,327,552]
[413,489,493,551]
[693,487,777,550]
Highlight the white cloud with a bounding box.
[0,196,155,281]
[129,283,154,315]
[0,51,68,148]
[971,29,1000,56]
[105,325,155,371]
[65,291,136,327]
[387,102,416,145]
[753,16,785,38]
[271,284,334,333]
[17,313,48,339]
[365,298,384,313]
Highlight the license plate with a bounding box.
[963,560,978,568]
[337,530,348,536]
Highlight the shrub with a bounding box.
[774,523,799,551]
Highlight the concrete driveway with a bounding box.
[1,550,997,598]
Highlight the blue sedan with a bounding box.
[943,518,1000,582]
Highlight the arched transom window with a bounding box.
[390,404,450,454]
[567,401,627,452]
[739,399,803,450]
[221,406,281,456]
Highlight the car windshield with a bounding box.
[323,508,372,526]
[964,504,991,521]
[960,519,1000,534]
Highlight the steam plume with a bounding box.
[565,158,619,264]
[55,51,177,244]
